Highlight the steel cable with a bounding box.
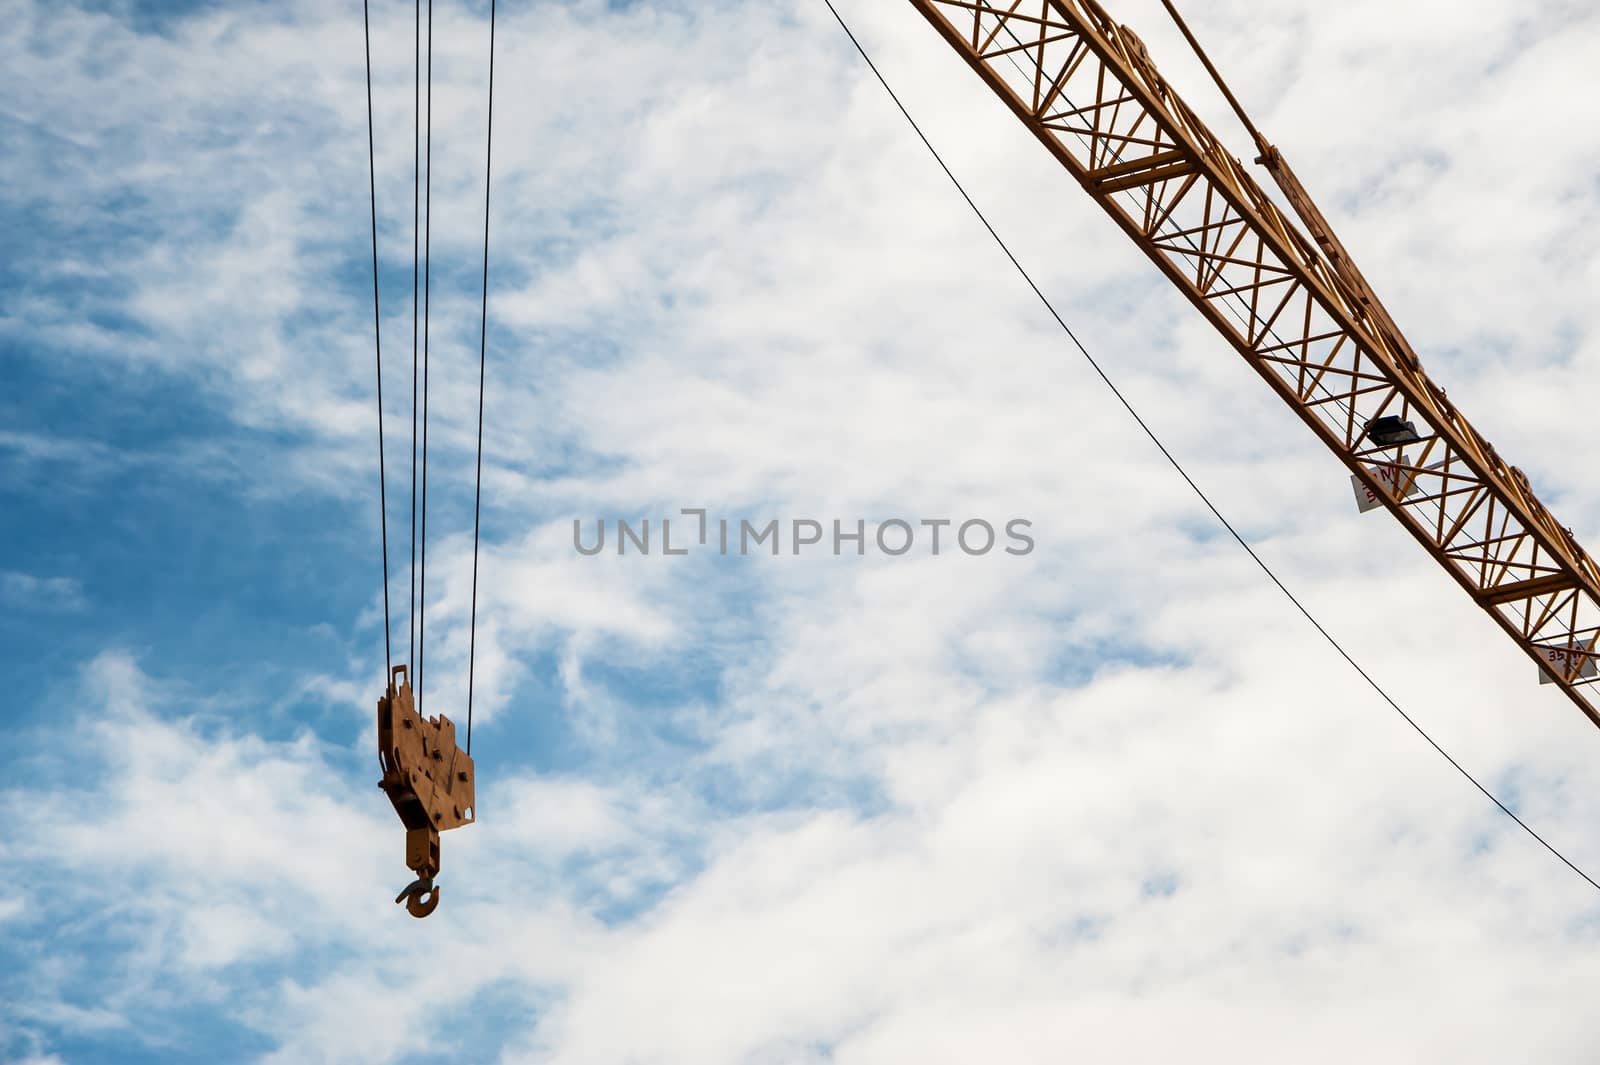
[821,0,1600,894]
[466,0,498,755]
[362,0,393,677]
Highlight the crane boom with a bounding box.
[907,0,1600,723]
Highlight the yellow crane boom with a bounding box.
[906,0,1600,724]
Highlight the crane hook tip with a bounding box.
[395,877,440,918]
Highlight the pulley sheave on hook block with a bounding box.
[377,665,476,917]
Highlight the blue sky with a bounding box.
[5,0,1600,1062]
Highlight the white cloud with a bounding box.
[0,571,86,612]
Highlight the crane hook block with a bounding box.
[377,664,475,918]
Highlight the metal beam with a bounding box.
[907,0,1600,722]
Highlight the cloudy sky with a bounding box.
[5,0,1600,1061]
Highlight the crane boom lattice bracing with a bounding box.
[907,0,1600,723]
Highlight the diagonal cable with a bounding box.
[362,0,393,678]
[466,0,498,756]
[820,0,1600,894]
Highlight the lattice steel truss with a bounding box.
[908,0,1600,722]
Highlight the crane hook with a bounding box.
[395,877,440,919]
[378,666,474,920]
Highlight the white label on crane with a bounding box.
[1351,457,1447,514]
[1537,642,1599,685]
[1351,463,1415,513]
